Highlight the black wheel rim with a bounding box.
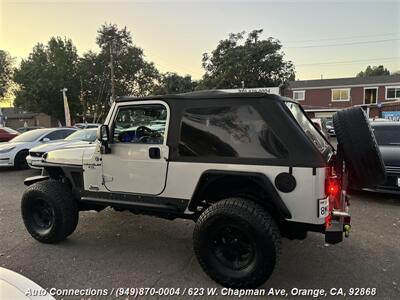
[210,225,256,271]
[30,199,54,235]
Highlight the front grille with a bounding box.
[30,152,45,158]
[386,165,400,174]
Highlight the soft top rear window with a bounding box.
[285,102,329,153]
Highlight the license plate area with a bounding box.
[318,198,329,218]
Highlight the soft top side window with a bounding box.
[285,102,329,153]
[179,104,288,159]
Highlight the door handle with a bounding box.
[149,147,161,159]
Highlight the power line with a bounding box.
[296,56,400,67]
[283,32,400,44]
[285,38,400,49]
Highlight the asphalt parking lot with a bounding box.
[0,168,399,299]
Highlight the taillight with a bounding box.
[324,157,342,229]
[326,177,340,197]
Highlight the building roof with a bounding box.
[0,107,38,119]
[289,75,400,90]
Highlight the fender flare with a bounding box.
[188,170,292,219]
[24,175,49,186]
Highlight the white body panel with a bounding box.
[102,143,169,194]
[45,147,94,166]
[78,141,326,224]
[159,162,326,225]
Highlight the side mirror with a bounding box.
[42,137,50,142]
[97,125,111,154]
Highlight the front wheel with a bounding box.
[193,198,281,288]
[14,150,29,169]
[21,180,79,243]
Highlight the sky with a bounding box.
[0,0,399,82]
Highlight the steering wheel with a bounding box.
[136,126,153,135]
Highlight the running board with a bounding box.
[81,196,180,212]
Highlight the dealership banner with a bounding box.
[382,111,400,121]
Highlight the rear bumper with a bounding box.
[324,190,351,244]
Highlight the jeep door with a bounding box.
[101,101,169,195]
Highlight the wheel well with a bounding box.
[189,172,291,221]
[43,167,84,193]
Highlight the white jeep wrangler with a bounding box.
[21,91,385,288]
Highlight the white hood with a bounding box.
[30,140,94,154]
[44,143,97,166]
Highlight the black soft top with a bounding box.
[114,90,331,168]
[115,90,297,104]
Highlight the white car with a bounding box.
[0,128,76,169]
[0,267,54,299]
[27,129,97,169]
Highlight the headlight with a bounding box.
[0,146,16,154]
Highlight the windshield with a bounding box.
[285,102,329,153]
[65,129,97,142]
[10,129,51,142]
[372,125,400,146]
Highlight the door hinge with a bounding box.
[102,174,114,184]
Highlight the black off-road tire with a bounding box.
[21,180,79,243]
[193,198,281,288]
[333,107,386,188]
[14,150,29,169]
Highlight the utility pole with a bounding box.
[80,76,86,123]
[110,40,116,103]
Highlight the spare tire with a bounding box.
[333,107,385,188]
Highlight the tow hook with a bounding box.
[344,224,351,238]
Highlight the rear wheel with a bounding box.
[193,198,281,288]
[21,180,79,243]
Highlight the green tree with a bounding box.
[0,50,13,99]
[13,37,81,123]
[77,51,109,122]
[152,72,197,95]
[356,65,390,77]
[199,29,295,89]
[80,24,160,121]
